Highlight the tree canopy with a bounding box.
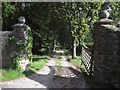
[2,2,120,57]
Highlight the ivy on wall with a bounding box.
[27,27,33,63]
[8,27,33,70]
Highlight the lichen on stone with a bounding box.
[101,24,119,31]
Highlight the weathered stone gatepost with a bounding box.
[11,16,30,70]
[1,17,32,70]
[93,3,120,88]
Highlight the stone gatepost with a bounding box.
[93,3,120,88]
[11,16,30,70]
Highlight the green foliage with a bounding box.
[27,27,33,62]
[2,2,16,18]
[82,30,94,48]
[9,27,33,70]
[102,24,119,31]
[2,2,119,56]
[70,56,82,68]
[2,2,17,31]
[56,58,62,75]
[0,68,24,81]
[39,48,46,53]
[17,27,33,61]
[111,2,120,21]
[0,55,49,81]
[66,54,86,72]
[12,56,21,70]
[33,55,50,61]
[69,55,87,72]
[9,36,16,43]
[18,43,27,50]
[30,58,48,72]
[64,49,71,56]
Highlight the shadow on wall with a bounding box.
[81,70,117,89]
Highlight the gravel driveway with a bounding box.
[1,50,89,89]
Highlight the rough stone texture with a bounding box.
[12,25,29,70]
[1,24,29,69]
[93,19,120,88]
[1,31,12,68]
[11,24,29,56]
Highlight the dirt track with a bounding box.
[1,50,89,89]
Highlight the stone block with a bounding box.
[93,20,120,88]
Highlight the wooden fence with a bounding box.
[81,44,93,75]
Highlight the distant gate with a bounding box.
[81,44,93,75]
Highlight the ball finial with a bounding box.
[18,16,25,24]
[99,2,111,19]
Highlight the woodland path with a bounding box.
[1,50,89,89]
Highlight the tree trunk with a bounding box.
[72,38,77,59]
[53,39,56,51]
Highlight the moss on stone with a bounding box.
[102,24,119,31]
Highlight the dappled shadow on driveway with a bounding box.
[50,67,88,88]
[23,64,88,88]
[22,50,88,88]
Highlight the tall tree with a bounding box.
[2,2,119,57]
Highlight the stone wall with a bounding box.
[1,29,29,69]
[1,17,32,70]
[0,31,12,68]
[93,19,120,88]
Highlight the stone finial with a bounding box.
[99,2,111,19]
[18,16,25,24]
[11,16,29,29]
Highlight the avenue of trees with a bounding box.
[2,2,120,58]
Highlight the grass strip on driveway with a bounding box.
[55,56,62,75]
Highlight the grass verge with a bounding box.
[30,55,49,72]
[64,50,114,88]
[69,55,87,72]
[64,49,86,71]
[0,69,24,81]
[0,55,49,82]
